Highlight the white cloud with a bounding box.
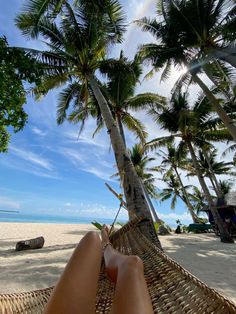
[59,146,115,181]
[0,158,60,179]
[157,211,193,222]
[0,196,20,209]
[50,200,127,220]
[31,127,46,137]
[65,202,72,207]
[65,130,108,149]
[78,203,128,220]
[80,166,114,181]
[60,148,85,165]
[10,146,53,171]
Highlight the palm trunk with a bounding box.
[213,46,236,69]
[141,182,162,223]
[192,74,236,141]
[117,114,160,223]
[187,141,233,243]
[208,175,220,198]
[117,116,126,148]
[117,115,161,225]
[173,166,199,223]
[88,74,156,224]
[202,148,223,199]
[89,75,149,217]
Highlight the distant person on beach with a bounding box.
[175,225,181,234]
[43,225,154,314]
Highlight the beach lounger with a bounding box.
[1,217,236,313]
[188,223,213,233]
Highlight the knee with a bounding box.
[81,231,100,246]
[85,231,100,241]
[122,255,144,272]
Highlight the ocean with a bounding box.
[0,212,121,225]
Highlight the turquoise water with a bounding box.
[0,212,120,225]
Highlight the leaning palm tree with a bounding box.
[136,0,236,140]
[16,0,152,221]
[146,92,234,242]
[157,143,200,223]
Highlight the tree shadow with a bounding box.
[64,229,98,236]
[0,242,77,293]
[161,233,236,304]
[0,243,77,258]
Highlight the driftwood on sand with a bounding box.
[15,236,45,251]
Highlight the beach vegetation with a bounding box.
[0,36,42,152]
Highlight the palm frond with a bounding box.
[160,58,172,81]
[171,70,193,99]
[135,17,164,40]
[222,143,236,157]
[145,135,176,152]
[171,194,177,209]
[15,0,66,38]
[126,93,166,111]
[122,113,147,144]
[57,82,82,124]
[92,121,104,138]
[33,72,68,99]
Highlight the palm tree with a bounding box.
[136,0,236,140]
[188,148,233,198]
[129,144,159,198]
[146,92,234,242]
[99,52,165,146]
[189,187,208,216]
[219,180,234,198]
[16,0,152,221]
[158,0,236,68]
[114,143,162,223]
[158,173,193,214]
[157,143,200,223]
[67,51,164,146]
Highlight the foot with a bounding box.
[101,225,118,282]
[101,224,110,249]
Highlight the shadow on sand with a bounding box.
[161,233,236,303]
[0,242,77,293]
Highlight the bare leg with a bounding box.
[101,226,154,314]
[44,231,102,314]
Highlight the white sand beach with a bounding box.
[0,223,235,305]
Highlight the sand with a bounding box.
[0,223,235,304]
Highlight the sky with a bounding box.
[0,0,233,226]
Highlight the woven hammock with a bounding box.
[1,217,236,314]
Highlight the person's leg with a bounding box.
[44,231,102,314]
[101,226,154,314]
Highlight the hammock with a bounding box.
[0,217,236,314]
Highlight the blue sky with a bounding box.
[0,0,231,225]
